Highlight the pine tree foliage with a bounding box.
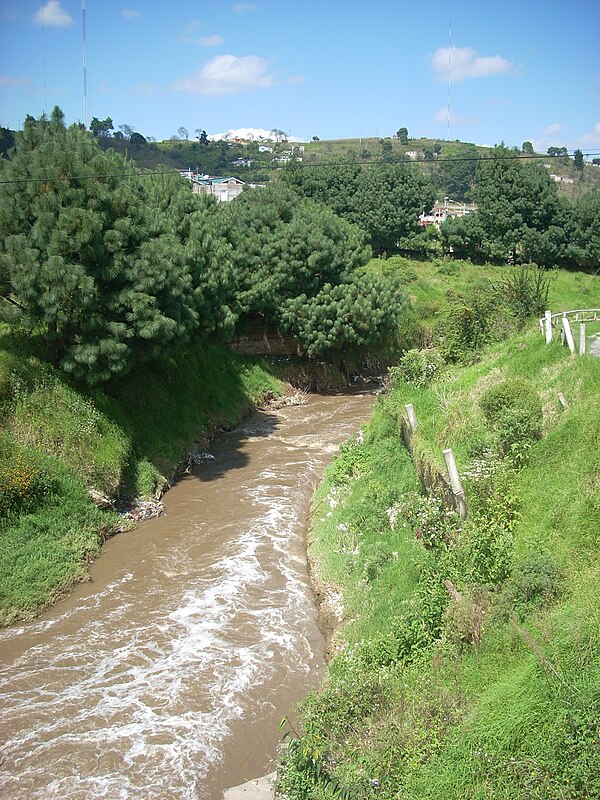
[437,145,600,267]
[280,271,406,357]
[1,109,410,380]
[218,184,405,355]
[0,109,235,383]
[281,162,434,255]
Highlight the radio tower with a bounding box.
[82,0,88,128]
[447,20,452,140]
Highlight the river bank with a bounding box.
[0,330,361,626]
[276,331,600,799]
[0,389,376,799]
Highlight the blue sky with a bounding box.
[1,0,599,151]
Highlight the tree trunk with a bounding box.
[46,320,58,363]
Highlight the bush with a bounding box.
[501,263,550,324]
[508,552,563,616]
[394,491,462,550]
[0,439,53,517]
[327,437,370,486]
[390,348,444,388]
[435,282,513,364]
[479,378,543,462]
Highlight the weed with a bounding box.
[390,348,445,388]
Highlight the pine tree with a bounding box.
[0,108,231,382]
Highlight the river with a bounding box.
[0,390,375,800]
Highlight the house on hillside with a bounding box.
[419,199,476,228]
[550,174,574,184]
[191,175,246,202]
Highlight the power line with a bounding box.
[0,152,598,185]
[0,169,179,185]
[279,151,600,169]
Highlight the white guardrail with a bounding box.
[539,309,600,355]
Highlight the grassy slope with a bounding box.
[0,334,285,625]
[278,264,600,799]
[301,138,600,197]
[368,255,600,348]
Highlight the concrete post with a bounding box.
[405,403,418,432]
[580,322,586,355]
[558,392,569,410]
[544,310,553,344]
[562,314,575,354]
[442,448,467,520]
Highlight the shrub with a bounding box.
[392,348,445,388]
[394,491,462,550]
[479,378,543,462]
[0,439,53,517]
[501,262,550,324]
[508,552,563,617]
[400,349,444,386]
[479,377,541,424]
[459,519,514,587]
[435,282,513,364]
[459,454,518,585]
[327,437,370,486]
[362,541,394,582]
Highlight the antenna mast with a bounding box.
[447,20,452,140]
[82,0,88,127]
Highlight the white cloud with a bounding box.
[579,122,600,147]
[98,82,121,96]
[233,3,257,11]
[431,46,513,82]
[433,106,477,126]
[172,54,276,96]
[133,83,157,95]
[531,122,566,152]
[121,9,141,20]
[541,122,562,137]
[179,19,223,45]
[33,1,73,27]
[198,35,224,46]
[0,75,31,87]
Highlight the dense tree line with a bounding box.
[440,146,600,267]
[0,109,405,383]
[218,184,406,355]
[280,161,435,256]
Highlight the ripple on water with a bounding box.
[0,391,375,799]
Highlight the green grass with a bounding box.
[278,327,600,799]
[369,255,600,332]
[0,333,286,624]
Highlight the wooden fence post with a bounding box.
[442,448,467,520]
[544,310,553,344]
[580,323,586,356]
[562,314,575,354]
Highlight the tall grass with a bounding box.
[0,333,285,624]
[279,328,600,799]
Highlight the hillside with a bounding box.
[278,269,600,798]
[301,136,600,200]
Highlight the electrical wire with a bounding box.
[0,151,599,185]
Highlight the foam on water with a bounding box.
[0,392,374,799]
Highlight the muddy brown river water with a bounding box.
[0,390,375,800]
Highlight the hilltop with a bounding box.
[2,122,598,199]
